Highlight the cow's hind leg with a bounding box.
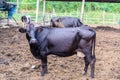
[90,55,96,78]
[41,55,48,76]
[82,57,89,75]
[85,54,95,78]
[81,40,95,78]
[82,49,95,78]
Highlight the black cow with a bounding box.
[19,23,96,78]
[50,17,83,28]
[21,15,37,44]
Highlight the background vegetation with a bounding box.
[0,0,119,25]
[7,0,120,13]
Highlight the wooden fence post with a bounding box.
[102,11,105,24]
[85,14,87,24]
[112,13,115,24]
[36,0,40,23]
[42,0,46,25]
[80,0,85,22]
[77,8,78,17]
[16,0,19,13]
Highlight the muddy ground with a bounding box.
[0,26,120,80]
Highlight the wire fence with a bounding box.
[39,11,120,26]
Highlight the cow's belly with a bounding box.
[51,52,76,57]
[48,36,74,52]
[47,29,78,53]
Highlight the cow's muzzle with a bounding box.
[30,38,37,44]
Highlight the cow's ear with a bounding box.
[56,19,60,22]
[19,28,26,33]
[21,16,25,22]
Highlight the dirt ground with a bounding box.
[0,26,120,80]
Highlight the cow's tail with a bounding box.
[92,30,96,60]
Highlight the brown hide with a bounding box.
[54,22,65,28]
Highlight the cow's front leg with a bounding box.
[41,55,48,76]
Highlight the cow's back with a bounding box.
[59,17,83,27]
[51,17,83,28]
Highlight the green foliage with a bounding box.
[6,0,120,13]
[44,2,120,13]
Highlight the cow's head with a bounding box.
[21,15,31,23]
[19,23,37,44]
[50,17,59,27]
[50,17,64,28]
[21,15,31,27]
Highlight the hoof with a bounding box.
[41,72,45,76]
[91,76,94,78]
[90,74,94,78]
[40,70,48,76]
